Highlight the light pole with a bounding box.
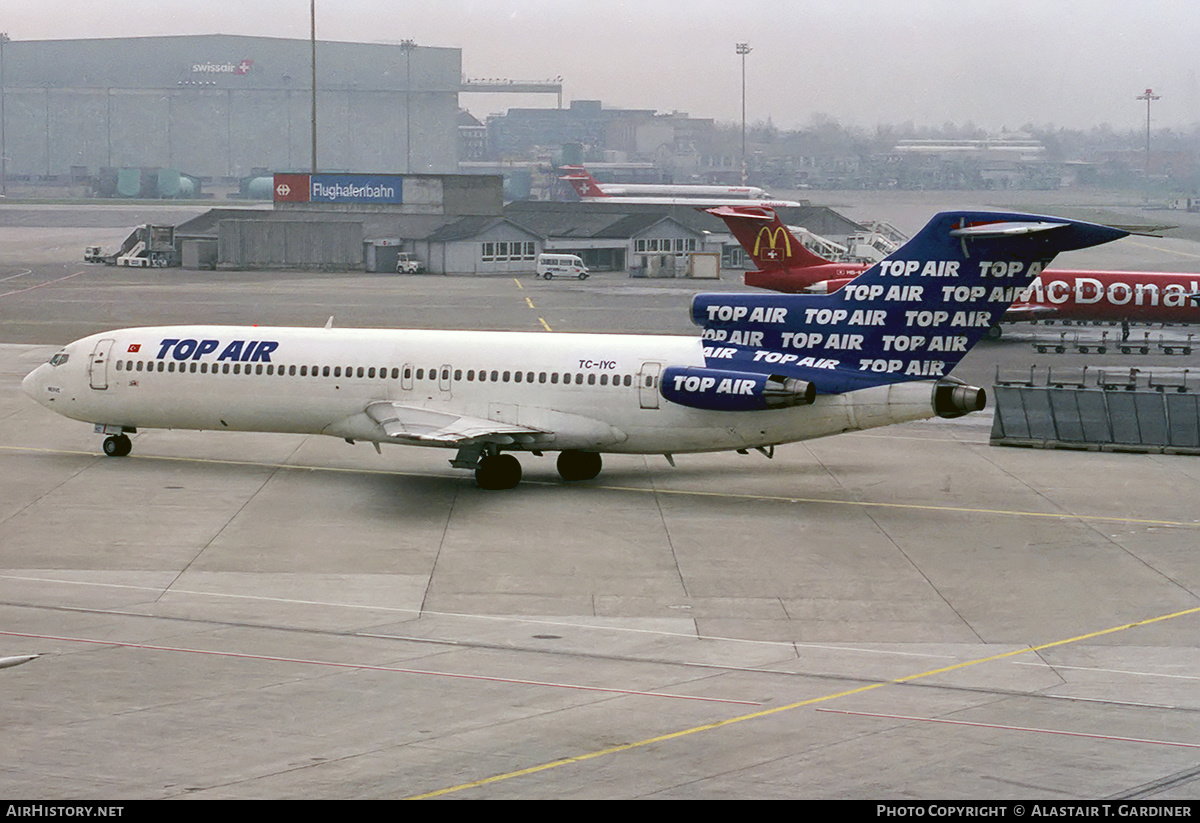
[310,0,318,173]
[1136,87,1160,200]
[1,33,9,197]
[736,43,751,186]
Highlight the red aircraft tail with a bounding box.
[706,206,833,272]
[559,166,609,199]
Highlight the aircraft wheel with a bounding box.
[475,454,522,490]
[985,325,1002,341]
[557,450,602,482]
[103,434,131,457]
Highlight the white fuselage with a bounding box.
[22,325,943,455]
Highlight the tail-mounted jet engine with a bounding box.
[933,377,986,419]
[661,366,816,412]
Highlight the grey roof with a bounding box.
[421,216,544,243]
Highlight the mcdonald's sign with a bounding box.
[754,225,792,262]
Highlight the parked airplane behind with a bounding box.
[714,205,1200,338]
[23,211,1126,489]
[560,166,803,209]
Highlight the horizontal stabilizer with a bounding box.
[949,221,1067,238]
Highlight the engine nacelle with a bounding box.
[933,377,986,419]
[661,366,816,412]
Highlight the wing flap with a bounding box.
[365,401,551,446]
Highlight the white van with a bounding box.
[536,253,589,280]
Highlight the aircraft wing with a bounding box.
[365,401,551,447]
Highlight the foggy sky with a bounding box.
[7,0,1199,132]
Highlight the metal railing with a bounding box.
[990,366,1200,454]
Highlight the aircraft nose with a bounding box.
[21,365,43,400]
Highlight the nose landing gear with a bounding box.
[102,434,132,457]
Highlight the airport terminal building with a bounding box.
[0,34,461,181]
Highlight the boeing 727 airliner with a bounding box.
[22,211,1127,489]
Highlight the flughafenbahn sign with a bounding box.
[273,173,404,205]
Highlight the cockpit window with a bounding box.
[48,352,69,367]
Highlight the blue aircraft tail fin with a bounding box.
[691,211,1127,394]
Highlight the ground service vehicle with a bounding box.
[536,253,589,280]
[395,252,425,274]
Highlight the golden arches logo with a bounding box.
[753,225,792,260]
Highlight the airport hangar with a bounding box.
[0,34,462,182]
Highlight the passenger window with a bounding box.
[600,374,608,386]
[514,371,523,383]
[357,367,364,378]
[289,365,296,376]
[539,372,546,383]
[300,365,307,376]
[454,369,461,381]
[587,374,596,385]
[201,363,208,373]
[503,371,510,382]
[575,374,583,385]
[116,361,123,371]
[190,363,198,373]
[550,373,558,384]
[334,367,342,377]
[368,367,376,378]
[490,370,499,382]
[136,361,143,371]
[390,368,399,379]
[255,364,263,375]
[416,368,424,380]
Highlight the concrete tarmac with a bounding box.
[1,200,1199,799]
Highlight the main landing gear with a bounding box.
[102,433,132,457]
[475,453,523,490]
[556,449,602,481]
[464,447,604,489]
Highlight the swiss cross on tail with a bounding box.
[692,211,1128,394]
